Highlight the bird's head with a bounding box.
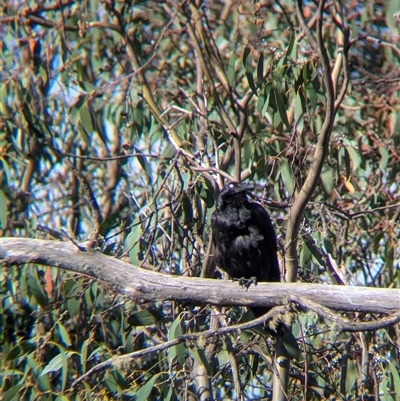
[217,182,254,208]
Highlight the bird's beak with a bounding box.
[240,183,254,191]
[233,183,254,194]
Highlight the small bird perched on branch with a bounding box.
[211,182,282,332]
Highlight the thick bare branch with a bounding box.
[1,238,399,315]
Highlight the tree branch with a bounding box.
[285,0,346,282]
[1,238,399,315]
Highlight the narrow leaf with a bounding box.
[378,146,389,171]
[344,144,361,172]
[243,45,257,93]
[79,104,94,135]
[0,189,8,229]
[168,314,186,367]
[41,353,65,375]
[137,154,152,179]
[227,52,236,84]
[257,52,264,87]
[274,88,290,128]
[280,160,295,195]
[57,322,72,347]
[282,331,301,360]
[135,374,159,401]
[320,165,333,195]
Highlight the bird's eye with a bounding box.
[229,183,234,188]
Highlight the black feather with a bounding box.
[211,182,283,333]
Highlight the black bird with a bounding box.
[211,182,281,327]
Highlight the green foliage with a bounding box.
[1,0,399,399]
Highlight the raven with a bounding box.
[211,182,281,327]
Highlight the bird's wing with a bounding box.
[247,201,281,281]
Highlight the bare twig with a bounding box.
[65,161,102,240]
[70,304,293,388]
[322,202,400,220]
[296,0,318,52]
[291,296,400,332]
